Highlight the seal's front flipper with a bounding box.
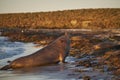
[0,65,11,70]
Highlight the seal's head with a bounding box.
[56,32,70,50]
[55,32,70,63]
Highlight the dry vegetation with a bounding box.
[0,8,120,29]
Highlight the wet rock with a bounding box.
[75,55,101,68]
[69,48,80,57]
[92,44,120,57]
[102,50,120,76]
[110,34,120,41]
[93,42,117,50]
[103,50,120,68]
[71,36,82,41]
[83,76,91,80]
[107,66,117,72]
[70,36,93,58]
[77,60,92,67]
[114,69,120,76]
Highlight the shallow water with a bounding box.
[0,36,41,66]
[0,64,77,80]
[0,36,116,80]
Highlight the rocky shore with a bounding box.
[0,28,120,79]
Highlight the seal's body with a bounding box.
[1,33,70,70]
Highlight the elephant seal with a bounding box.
[0,33,70,70]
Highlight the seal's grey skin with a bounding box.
[0,33,70,70]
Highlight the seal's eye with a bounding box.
[60,39,65,43]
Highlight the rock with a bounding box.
[83,76,91,80]
[114,69,120,76]
[71,36,82,41]
[70,36,93,58]
[76,60,92,67]
[93,42,117,50]
[102,50,120,76]
[103,50,120,68]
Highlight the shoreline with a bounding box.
[0,28,120,79]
